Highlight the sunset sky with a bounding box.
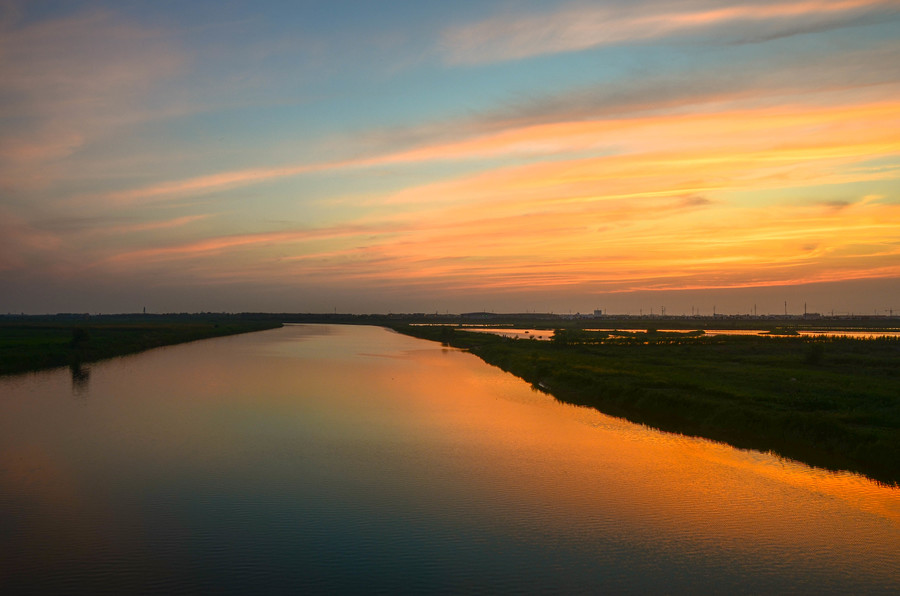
[2,0,898,315]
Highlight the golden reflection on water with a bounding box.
[338,326,899,575]
[399,342,899,541]
[0,324,897,591]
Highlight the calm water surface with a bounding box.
[0,325,897,593]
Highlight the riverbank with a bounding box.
[393,324,900,485]
[0,314,282,376]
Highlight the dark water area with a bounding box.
[0,325,897,593]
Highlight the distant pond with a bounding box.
[0,324,897,593]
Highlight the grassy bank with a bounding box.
[0,315,282,376]
[394,325,900,485]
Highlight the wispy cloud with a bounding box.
[440,0,897,65]
[88,182,900,300]
[68,32,899,210]
[45,79,900,299]
[75,88,900,210]
[0,208,62,272]
[374,99,900,213]
[101,222,407,267]
[3,1,897,312]
[0,6,187,191]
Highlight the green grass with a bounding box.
[0,315,282,376]
[394,325,900,485]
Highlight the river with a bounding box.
[0,324,897,593]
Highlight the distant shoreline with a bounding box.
[0,314,282,376]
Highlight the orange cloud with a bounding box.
[88,214,210,236]
[376,99,900,212]
[101,222,408,267]
[80,94,900,210]
[70,93,900,300]
[92,188,899,300]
